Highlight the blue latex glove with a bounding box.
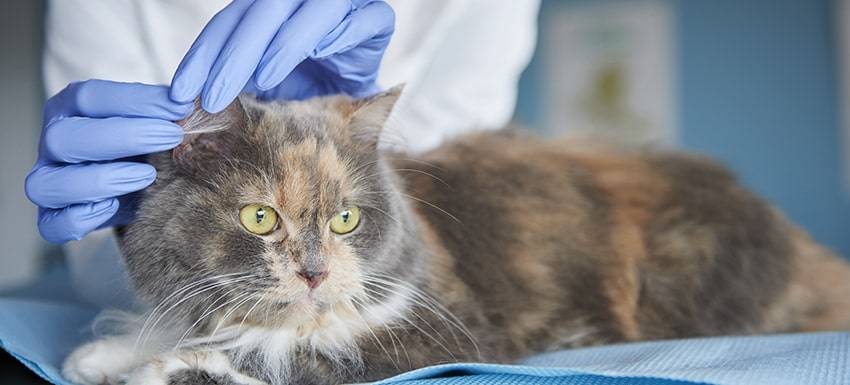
[25,80,192,243]
[170,0,395,112]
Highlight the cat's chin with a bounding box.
[239,296,356,330]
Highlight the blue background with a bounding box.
[516,0,850,258]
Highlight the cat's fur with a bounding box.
[63,89,850,385]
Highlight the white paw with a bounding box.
[63,338,140,385]
[124,353,188,385]
[125,351,267,385]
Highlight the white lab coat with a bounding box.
[44,0,540,308]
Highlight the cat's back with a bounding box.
[392,131,850,356]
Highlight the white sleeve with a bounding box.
[379,0,541,153]
[43,0,226,97]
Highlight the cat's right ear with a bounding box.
[347,85,404,148]
[170,98,248,176]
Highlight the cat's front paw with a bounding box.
[126,351,266,385]
[63,337,140,385]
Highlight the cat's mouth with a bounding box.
[227,276,367,329]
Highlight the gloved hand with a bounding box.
[25,80,192,243]
[170,0,395,112]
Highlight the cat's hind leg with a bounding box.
[765,227,850,332]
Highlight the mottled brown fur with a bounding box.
[100,92,850,385]
[393,131,850,364]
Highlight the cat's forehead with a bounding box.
[244,98,362,219]
[250,96,354,145]
[276,137,350,206]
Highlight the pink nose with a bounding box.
[297,270,328,289]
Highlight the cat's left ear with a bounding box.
[348,85,404,147]
[178,97,248,135]
[170,98,248,176]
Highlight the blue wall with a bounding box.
[516,0,850,257]
[678,0,850,257]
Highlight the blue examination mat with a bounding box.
[1,266,847,385]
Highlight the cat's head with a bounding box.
[121,88,421,337]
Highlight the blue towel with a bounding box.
[371,332,850,384]
[2,267,848,385]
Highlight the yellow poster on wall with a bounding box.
[544,1,675,146]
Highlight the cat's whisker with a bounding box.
[364,274,480,358]
[136,272,252,350]
[360,168,453,191]
[347,297,400,371]
[193,284,249,328]
[399,193,462,225]
[139,275,255,349]
[138,272,245,340]
[212,292,259,335]
[369,274,478,351]
[375,303,457,362]
[350,189,394,210]
[392,168,453,190]
[360,203,406,229]
[383,322,409,367]
[360,284,454,348]
[207,277,273,338]
[348,158,383,177]
[382,155,446,172]
[355,294,405,366]
[358,283,459,360]
[237,293,267,332]
[177,282,267,349]
[174,291,255,350]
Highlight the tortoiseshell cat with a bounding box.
[63,88,850,385]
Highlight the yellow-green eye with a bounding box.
[239,204,278,235]
[329,207,361,235]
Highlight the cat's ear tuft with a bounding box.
[172,98,248,175]
[177,97,248,134]
[349,85,404,147]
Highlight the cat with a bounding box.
[63,88,850,385]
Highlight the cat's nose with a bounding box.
[297,270,328,289]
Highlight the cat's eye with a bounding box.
[239,204,279,235]
[329,207,361,235]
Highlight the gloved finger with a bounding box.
[202,0,304,112]
[244,62,329,101]
[99,192,141,229]
[253,0,352,91]
[37,199,119,243]
[25,162,156,209]
[42,117,183,163]
[46,80,192,123]
[170,0,257,103]
[313,1,395,59]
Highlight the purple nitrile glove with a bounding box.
[170,0,395,111]
[25,80,192,243]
